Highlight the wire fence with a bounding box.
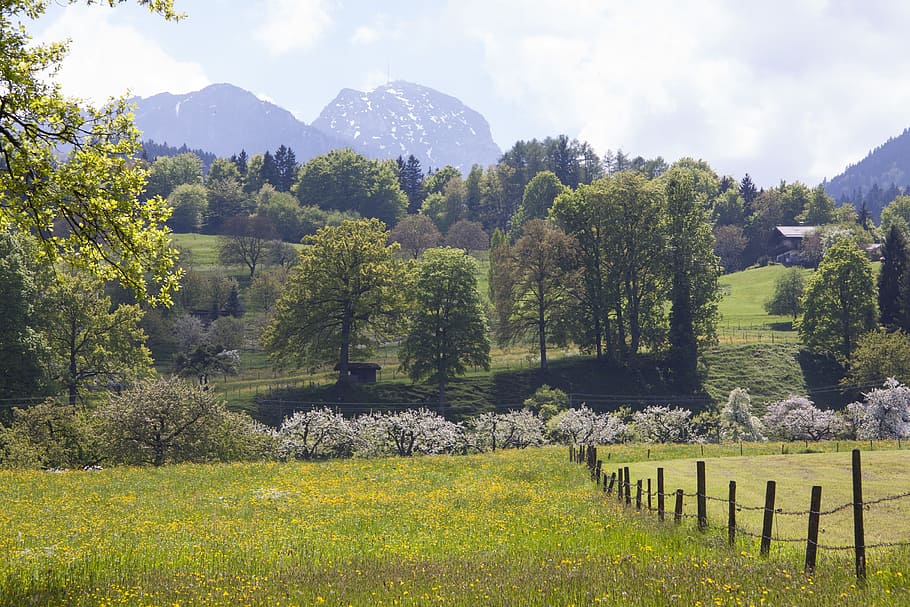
[571,445,910,581]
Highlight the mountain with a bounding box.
[824,127,910,220]
[131,83,345,161]
[312,81,501,171]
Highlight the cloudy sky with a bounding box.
[32,0,910,188]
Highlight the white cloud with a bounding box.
[254,0,333,55]
[448,0,910,186]
[351,25,380,46]
[38,5,209,102]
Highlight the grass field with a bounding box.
[3,445,910,606]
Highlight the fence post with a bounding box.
[760,480,776,556]
[728,480,737,546]
[674,489,683,524]
[617,468,624,502]
[647,478,652,512]
[595,460,602,486]
[657,467,665,521]
[853,449,866,582]
[624,467,631,506]
[569,445,574,462]
[697,460,707,531]
[636,480,642,510]
[606,472,615,494]
[805,485,822,574]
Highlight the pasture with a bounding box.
[2,445,909,606]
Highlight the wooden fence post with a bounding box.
[617,468,624,502]
[697,460,707,531]
[657,467,665,522]
[624,467,631,506]
[853,449,866,582]
[647,478,652,512]
[674,489,683,524]
[606,472,615,494]
[760,480,776,556]
[805,485,822,574]
[595,460,602,484]
[728,480,737,546]
[636,480,642,510]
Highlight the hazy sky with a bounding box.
[33,0,910,188]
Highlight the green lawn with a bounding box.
[2,446,909,606]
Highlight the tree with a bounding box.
[273,145,298,193]
[846,378,910,440]
[263,219,410,384]
[739,173,758,210]
[800,238,877,360]
[0,398,100,468]
[467,411,545,451]
[256,185,306,243]
[632,406,692,443]
[880,195,910,236]
[764,267,806,322]
[663,164,721,390]
[878,224,909,329]
[713,224,747,273]
[844,328,910,389]
[719,388,764,441]
[762,397,841,441]
[94,376,272,466]
[494,220,578,370]
[174,343,239,386]
[0,232,50,400]
[277,407,352,459]
[144,152,204,200]
[351,409,463,456]
[510,170,567,235]
[218,215,278,278]
[396,154,425,213]
[41,271,152,405]
[799,185,835,225]
[421,177,466,233]
[205,160,252,233]
[166,183,208,233]
[295,149,407,226]
[389,214,441,259]
[0,1,180,305]
[445,219,489,252]
[550,406,627,445]
[399,248,490,411]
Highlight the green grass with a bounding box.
[2,447,909,606]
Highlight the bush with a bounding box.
[0,399,100,469]
[549,406,627,445]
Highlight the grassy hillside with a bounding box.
[3,447,908,606]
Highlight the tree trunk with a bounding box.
[68,315,78,405]
[438,375,447,416]
[338,305,352,384]
[538,300,548,371]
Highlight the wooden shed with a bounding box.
[334,362,381,384]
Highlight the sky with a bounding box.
[31,0,910,189]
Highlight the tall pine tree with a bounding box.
[879,224,908,328]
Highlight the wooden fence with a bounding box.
[570,445,910,581]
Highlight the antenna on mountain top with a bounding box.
[387,62,391,85]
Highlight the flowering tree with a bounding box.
[845,378,910,439]
[278,407,352,459]
[762,396,842,441]
[468,411,547,452]
[632,406,692,443]
[550,406,627,445]
[352,409,464,456]
[720,388,765,441]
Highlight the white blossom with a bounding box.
[467,410,547,451]
[720,388,765,442]
[762,396,842,441]
[278,407,352,459]
[846,378,910,440]
[632,405,692,443]
[550,406,627,445]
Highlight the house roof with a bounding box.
[775,226,817,238]
[333,362,382,371]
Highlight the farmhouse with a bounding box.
[773,225,818,265]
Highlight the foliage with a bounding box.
[799,238,877,360]
[844,328,910,389]
[0,399,99,469]
[712,224,747,273]
[719,388,765,441]
[351,409,464,456]
[263,219,410,383]
[145,152,204,200]
[880,195,910,236]
[764,267,806,321]
[0,232,50,399]
[389,213,441,259]
[0,0,180,304]
[218,215,278,278]
[510,170,567,235]
[631,405,692,443]
[295,149,407,226]
[522,384,569,422]
[174,344,240,386]
[845,378,910,439]
[277,407,352,459]
[94,376,272,466]
[493,219,579,369]
[399,248,490,410]
[445,219,489,252]
[41,271,152,404]
[761,396,842,441]
[549,406,627,444]
[467,410,546,451]
[166,183,208,232]
[878,223,909,330]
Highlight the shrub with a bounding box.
[632,405,692,443]
[762,396,842,441]
[0,399,100,469]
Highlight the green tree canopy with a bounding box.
[399,248,490,411]
[294,149,407,226]
[0,0,180,305]
[880,196,910,236]
[389,214,441,259]
[510,170,567,236]
[765,267,807,321]
[167,183,208,233]
[800,238,877,360]
[263,219,410,383]
[878,223,909,330]
[144,152,204,200]
[844,328,910,389]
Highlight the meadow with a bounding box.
[3,445,910,606]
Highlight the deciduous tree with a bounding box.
[389,214,441,259]
[263,219,410,384]
[764,267,807,322]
